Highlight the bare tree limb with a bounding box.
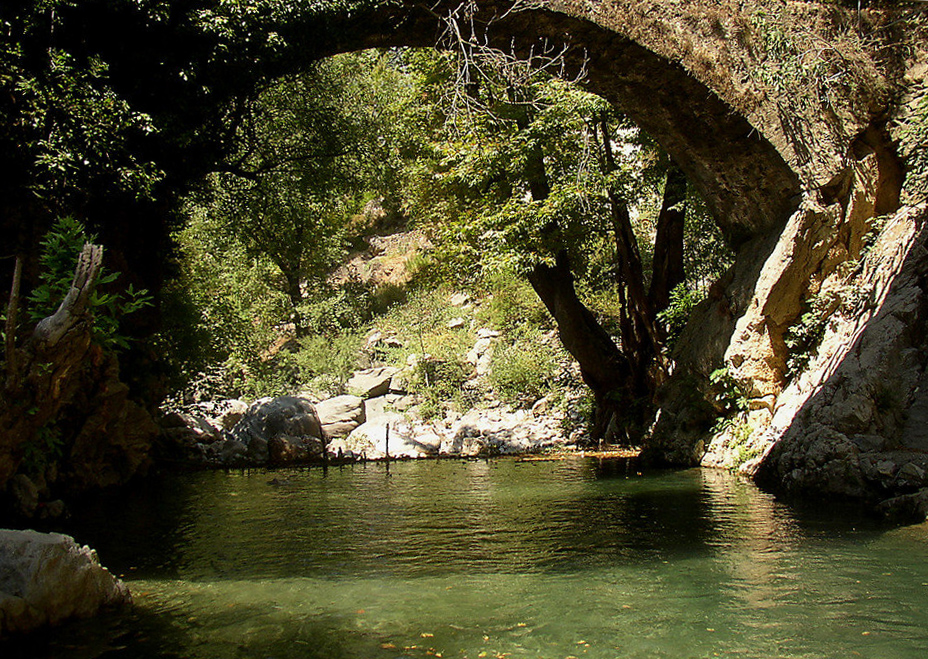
[432,0,588,124]
[31,243,103,350]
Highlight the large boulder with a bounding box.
[0,530,130,638]
[315,395,365,439]
[267,436,324,466]
[327,415,435,460]
[213,399,249,431]
[346,367,399,398]
[228,397,324,465]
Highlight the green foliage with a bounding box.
[489,329,560,405]
[413,356,470,420]
[376,287,462,353]
[158,45,735,409]
[20,422,64,476]
[477,269,551,333]
[898,91,928,200]
[657,283,706,349]
[292,332,365,396]
[709,366,750,426]
[1,27,163,204]
[298,281,377,337]
[682,184,733,286]
[726,419,759,470]
[26,217,152,351]
[157,206,292,398]
[783,290,842,378]
[160,50,413,396]
[749,5,877,116]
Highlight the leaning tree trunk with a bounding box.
[528,251,650,441]
[0,244,103,488]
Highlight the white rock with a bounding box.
[365,330,383,349]
[329,415,432,459]
[215,399,249,430]
[0,530,131,638]
[316,395,365,439]
[476,350,494,376]
[346,367,400,398]
[450,293,470,307]
[531,396,551,417]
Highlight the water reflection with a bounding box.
[18,458,928,659]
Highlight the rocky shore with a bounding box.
[156,358,587,470]
[146,310,595,473]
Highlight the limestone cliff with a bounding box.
[650,21,928,515]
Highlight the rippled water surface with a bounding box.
[10,459,928,658]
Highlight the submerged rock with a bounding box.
[0,529,130,638]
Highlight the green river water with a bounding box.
[8,458,928,658]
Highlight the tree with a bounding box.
[392,47,729,443]
[193,51,411,328]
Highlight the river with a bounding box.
[8,458,928,658]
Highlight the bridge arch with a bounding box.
[280,0,809,243]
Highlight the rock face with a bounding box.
[0,530,130,638]
[750,205,928,511]
[654,194,928,515]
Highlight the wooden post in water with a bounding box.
[385,422,390,463]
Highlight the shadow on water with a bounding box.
[1,603,404,659]
[58,458,892,581]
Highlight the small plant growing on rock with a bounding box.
[709,366,749,432]
[656,283,706,350]
[783,289,842,378]
[897,90,928,201]
[726,419,760,470]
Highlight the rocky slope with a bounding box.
[154,304,589,471]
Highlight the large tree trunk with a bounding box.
[0,243,157,497]
[528,251,647,441]
[649,165,687,312]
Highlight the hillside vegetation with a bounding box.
[154,49,731,443]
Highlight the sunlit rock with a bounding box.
[0,530,130,638]
[316,395,366,439]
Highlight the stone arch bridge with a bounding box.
[281,0,925,505]
[3,0,927,509]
